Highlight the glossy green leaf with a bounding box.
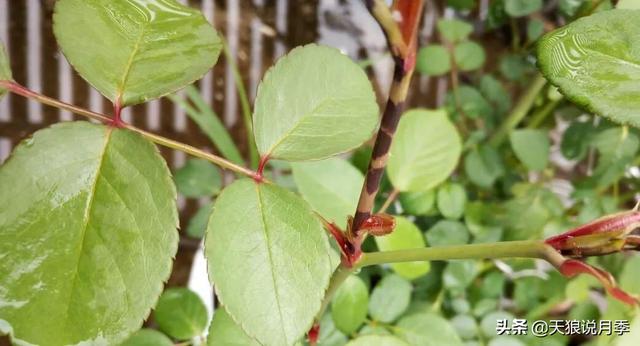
[395,313,463,346]
[426,220,470,247]
[454,41,485,71]
[53,0,221,106]
[416,45,451,76]
[375,217,430,279]
[331,275,369,335]
[368,274,412,323]
[120,329,173,346]
[0,42,10,99]
[436,183,467,220]
[437,19,473,43]
[154,288,208,340]
[292,158,363,229]
[399,190,436,216]
[347,335,410,346]
[205,179,338,346]
[504,0,542,17]
[464,145,505,188]
[0,122,178,346]
[207,307,260,346]
[174,159,222,198]
[253,44,378,161]
[387,109,462,192]
[509,129,549,171]
[537,9,640,127]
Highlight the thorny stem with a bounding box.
[352,0,424,239]
[0,80,263,181]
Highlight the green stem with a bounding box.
[528,98,561,129]
[221,37,259,169]
[356,240,548,268]
[314,265,355,322]
[1,80,262,180]
[489,74,547,146]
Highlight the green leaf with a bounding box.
[437,19,473,43]
[451,315,478,340]
[509,129,550,171]
[120,329,173,346]
[618,0,640,9]
[527,19,545,42]
[331,275,369,335]
[395,313,464,346]
[53,0,221,106]
[480,311,514,337]
[503,183,563,240]
[205,179,338,346]
[0,42,11,99]
[375,217,430,280]
[292,158,363,229]
[170,86,244,165]
[387,109,462,192]
[436,183,467,220]
[454,41,485,71]
[426,220,470,247]
[464,145,505,188]
[561,121,595,160]
[499,54,533,82]
[446,86,493,120]
[174,159,222,198]
[479,75,511,116]
[537,9,640,127]
[417,45,451,76]
[186,201,213,238]
[253,44,378,161]
[347,335,410,346]
[443,260,479,294]
[154,288,208,340]
[207,307,260,346]
[399,190,436,216]
[504,0,542,17]
[368,274,412,323]
[317,313,348,346]
[0,122,178,346]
